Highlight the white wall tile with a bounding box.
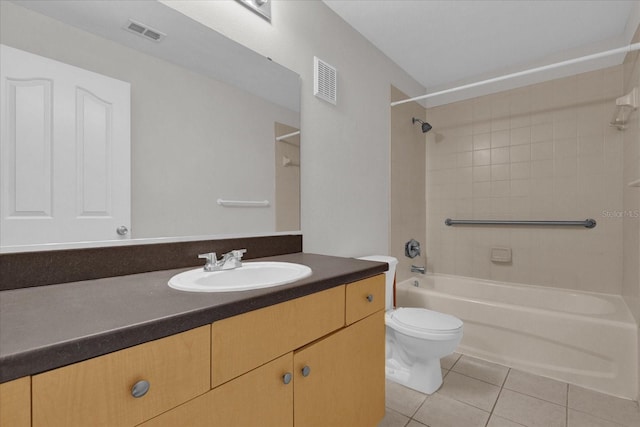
[474,149,492,166]
[473,165,492,182]
[532,123,553,142]
[510,126,531,146]
[510,163,531,180]
[531,141,554,161]
[474,133,491,150]
[492,164,511,181]
[492,147,511,165]
[492,130,511,148]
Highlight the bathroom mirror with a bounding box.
[0,0,300,250]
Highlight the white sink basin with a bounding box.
[168,261,312,292]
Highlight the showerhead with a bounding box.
[412,117,432,133]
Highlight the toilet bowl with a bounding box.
[358,255,463,394]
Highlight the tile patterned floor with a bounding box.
[379,353,640,427]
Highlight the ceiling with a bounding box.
[323,0,638,106]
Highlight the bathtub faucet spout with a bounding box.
[411,265,426,274]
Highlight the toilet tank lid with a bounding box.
[357,255,398,266]
[388,307,463,333]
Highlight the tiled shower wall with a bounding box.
[425,66,624,294]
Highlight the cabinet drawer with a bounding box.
[0,376,31,427]
[139,353,294,427]
[345,274,385,325]
[32,325,210,427]
[212,285,345,386]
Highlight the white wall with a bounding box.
[161,0,425,256]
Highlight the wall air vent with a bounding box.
[314,57,337,105]
[124,19,166,42]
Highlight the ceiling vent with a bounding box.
[314,57,337,105]
[124,19,166,42]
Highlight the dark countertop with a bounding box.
[0,253,387,383]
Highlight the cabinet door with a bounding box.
[32,326,210,427]
[212,285,345,386]
[0,376,30,427]
[293,310,385,427]
[139,353,294,427]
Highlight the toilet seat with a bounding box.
[386,307,463,340]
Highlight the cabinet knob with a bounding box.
[116,226,129,236]
[131,380,150,398]
[301,365,311,377]
[283,372,292,384]
[366,294,374,302]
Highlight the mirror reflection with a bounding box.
[0,0,301,249]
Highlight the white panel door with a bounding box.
[1,45,130,247]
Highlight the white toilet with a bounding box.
[358,255,463,394]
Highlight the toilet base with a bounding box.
[385,357,443,394]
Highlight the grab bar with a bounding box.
[444,218,596,228]
[275,130,300,142]
[217,199,270,207]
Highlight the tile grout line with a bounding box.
[565,383,569,427]
[408,386,431,420]
[451,368,509,388]
[449,354,463,370]
[502,383,571,407]
[568,408,629,427]
[484,367,512,427]
[407,354,460,427]
[437,355,514,421]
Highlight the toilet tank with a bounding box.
[357,255,398,310]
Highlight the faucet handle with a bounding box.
[231,249,247,259]
[198,252,217,263]
[199,252,219,271]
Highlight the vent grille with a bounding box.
[314,57,337,105]
[124,19,166,42]
[127,22,145,34]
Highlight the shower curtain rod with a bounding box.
[391,42,640,107]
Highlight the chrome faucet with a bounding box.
[411,265,426,274]
[198,249,247,272]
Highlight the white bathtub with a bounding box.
[396,274,638,399]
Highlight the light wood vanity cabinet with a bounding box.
[31,325,211,427]
[141,274,386,427]
[0,376,31,427]
[11,274,385,427]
